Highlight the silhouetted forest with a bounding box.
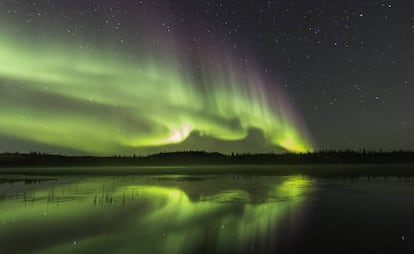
[1,150,413,167]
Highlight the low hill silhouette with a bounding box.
[1,150,414,167]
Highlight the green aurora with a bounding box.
[0,32,312,154]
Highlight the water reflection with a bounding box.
[0,175,311,254]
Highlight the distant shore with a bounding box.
[1,164,414,177]
[1,151,414,177]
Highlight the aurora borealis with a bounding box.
[1,1,414,254]
[0,0,414,254]
[0,28,311,154]
[1,0,412,154]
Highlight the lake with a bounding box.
[0,172,413,253]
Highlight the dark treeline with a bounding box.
[1,150,414,167]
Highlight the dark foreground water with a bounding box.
[0,172,413,253]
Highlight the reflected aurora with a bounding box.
[0,30,312,154]
[0,176,311,254]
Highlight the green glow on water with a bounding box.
[0,176,311,253]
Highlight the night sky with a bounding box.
[0,0,413,155]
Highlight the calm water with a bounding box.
[0,173,413,253]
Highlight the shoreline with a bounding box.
[1,163,414,177]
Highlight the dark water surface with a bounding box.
[0,172,413,253]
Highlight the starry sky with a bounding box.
[0,0,413,154]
